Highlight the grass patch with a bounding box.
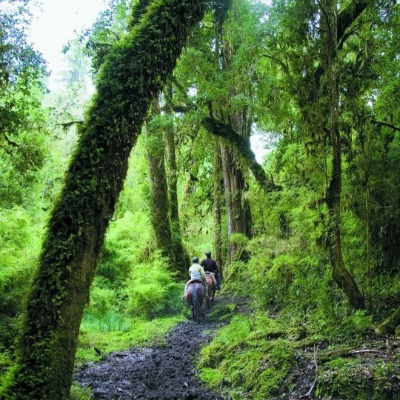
[80,310,132,333]
[70,384,93,400]
[206,302,237,323]
[76,315,184,365]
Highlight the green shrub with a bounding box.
[69,384,92,400]
[125,253,185,319]
[0,207,41,347]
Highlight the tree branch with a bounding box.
[337,0,369,42]
[371,119,400,132]
[2,132,19,147]
[202,116,279,192]
[58,120,84,130]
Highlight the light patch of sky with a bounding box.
[28,0,107,91]
[250,134,267,164]
[27,0,274,162]
[250,126,276,164]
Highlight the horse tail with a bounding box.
[192,285,204,323]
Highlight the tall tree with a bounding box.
[0,0,48,208]
[164,83,190,273]
[321,0,366,309]
[145,102,174,264]
[145,97,188,277]
[259,0,371,309]
[216,0,254,263]
[0,0,207,398]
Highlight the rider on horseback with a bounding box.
[201,251,221,290]
[183,257,208,300]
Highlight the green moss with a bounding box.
[1,1,207,397]
[69,384,92,400]
[198,368,224,387]
[206,303,237,322]
[317,357,400,400]
[198,314,295,398]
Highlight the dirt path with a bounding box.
[75,296,399,399]
[74,300,229,399]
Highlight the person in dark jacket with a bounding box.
[201,251,221,290]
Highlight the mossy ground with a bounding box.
[197,298,400,400]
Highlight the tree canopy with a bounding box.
[0,0,399,398]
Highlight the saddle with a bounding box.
[188,278,203,285]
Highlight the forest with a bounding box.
[0,0,399,398]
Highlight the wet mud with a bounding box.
[75,306,227,399]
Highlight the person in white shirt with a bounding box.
[183,257,208,300]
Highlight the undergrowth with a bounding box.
[198,314,296,399]
[75,251,187,365]
[197,231,400,400]
[76,316,183,365]
[198,306,400,399]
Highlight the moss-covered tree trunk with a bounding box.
[213,138,223,272]
[0,1,206,398]
[323,0,365,310]
[376,307,400,335]
[164,83,189,274]
[146,102,175,265]
[212,0,251,264]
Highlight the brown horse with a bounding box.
[185,281,205,323]
[205,272,216,309]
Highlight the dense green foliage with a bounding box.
[0,0,399,398]
[0,0,207,398]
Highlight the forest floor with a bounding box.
[74,295,238,400]
[74,295,400,400]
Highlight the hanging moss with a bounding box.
[0,1,207,399]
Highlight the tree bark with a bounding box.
[0,1,206,398]
[213,138,223,273]
[212,0,252,263]
[146,103,175,268]
[202,116,278,192]
[323,0,365,309]
[164,83,189,274]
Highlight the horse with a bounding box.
[185,280,205,323]
[205,272,216,309]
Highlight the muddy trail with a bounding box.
[74,295,399,399]
[74,297,235,400]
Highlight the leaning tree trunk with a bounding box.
[0,1,206,398]
[323,0,365,310]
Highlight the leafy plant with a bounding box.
[125,253,185,319]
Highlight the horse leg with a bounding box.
[193,288,205,323]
